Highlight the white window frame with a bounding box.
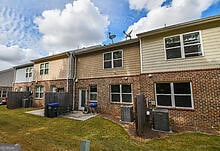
[35,86,44,99]
[103,50,123,69]
[89,85,98,102]
[164,31,203,60]
[155,82,194,109]
[50,85,57,92]
[26,67,33,78]
[0,90,7,98]
[110,84,133,104]
[40,62,49,75]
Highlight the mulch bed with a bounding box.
[99,114,171,141]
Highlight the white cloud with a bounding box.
[0,45,41,70]
[34,0,109,54]
[129,0,164,10]
[0,7,41,50]
[127,0,218,37]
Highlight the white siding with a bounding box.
[15,67,33,83]
[141,27,220,73]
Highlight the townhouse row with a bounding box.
[1,15,219,133]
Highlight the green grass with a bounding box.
[0,106,219,151]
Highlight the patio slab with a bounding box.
[61,111,97,121]
[25,109,97,121]
[26,109,44,116]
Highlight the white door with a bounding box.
[79,89,87,110]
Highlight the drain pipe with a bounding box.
[66,52,72,92]
[72,52,77,111]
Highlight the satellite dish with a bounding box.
[123,30,132,40]
[108,32,116,44]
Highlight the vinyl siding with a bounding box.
[141,26,220,73]
[34,57,69,81]
[0,69,14,87]
[77,44,140,79]
[15,66,34,83]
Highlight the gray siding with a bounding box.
[0,69,15,87]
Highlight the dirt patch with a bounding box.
[99,114,171,141]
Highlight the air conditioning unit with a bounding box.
[152,109,172,132]
[121,106,134,122]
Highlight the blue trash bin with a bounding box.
[89,103,97,107]
[89,102,97,113]
[46,102,59,118]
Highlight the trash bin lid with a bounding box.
[89,102,97,107]
[48,102,59,107]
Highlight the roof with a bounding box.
[73,38,139,55]
[31,51,70,63]
[13,63,34,69]
[32,38,139,62]
[137,15,220,38]
[0,68,14,74]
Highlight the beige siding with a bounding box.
[141,27,220,73]
[77,44,140,79]
[34,57,69,81]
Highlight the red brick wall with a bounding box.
[13,82,33,91]
[33,79,71,107]
[140,68,220,133]
[75,75,141,116]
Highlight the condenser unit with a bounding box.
[121,106,134,122]
[152,109,172,132]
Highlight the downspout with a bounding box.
[12,67,16,91]
[66,52,72,92]
[72,52,77,111]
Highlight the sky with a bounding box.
[0,0,220,70]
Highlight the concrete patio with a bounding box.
[26,109,97,121]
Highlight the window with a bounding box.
[155,82,193,108]
[104,50,122,69]
[2,91,7,97]
[50,85,57,92]
[18,87,22,92]
[110,84,132,103]
[57,88,64,92]
[165,31,202,59]
[89,85,97,102]
[26,86,31,92]
[35,86,44,98]
[0,90,7,98]
[40,62,49,75]
[26,67,33,77]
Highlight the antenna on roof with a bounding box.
[108,32,116,44]
[123,30,132,40]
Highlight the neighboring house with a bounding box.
[31,52,74,107]
[13,63,34,92]
[0,68,15,101]
[137,15,220,132]
[73,39,140,115]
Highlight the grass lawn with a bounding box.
[0,106,219,151]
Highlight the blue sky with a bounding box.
[0,0,220,70]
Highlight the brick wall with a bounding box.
[140,68,220,133]
[13,82,33,91]
[33,79,72,107]
[75,75,141,116]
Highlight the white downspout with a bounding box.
[66,52,73,92]
[72,53,77,111]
